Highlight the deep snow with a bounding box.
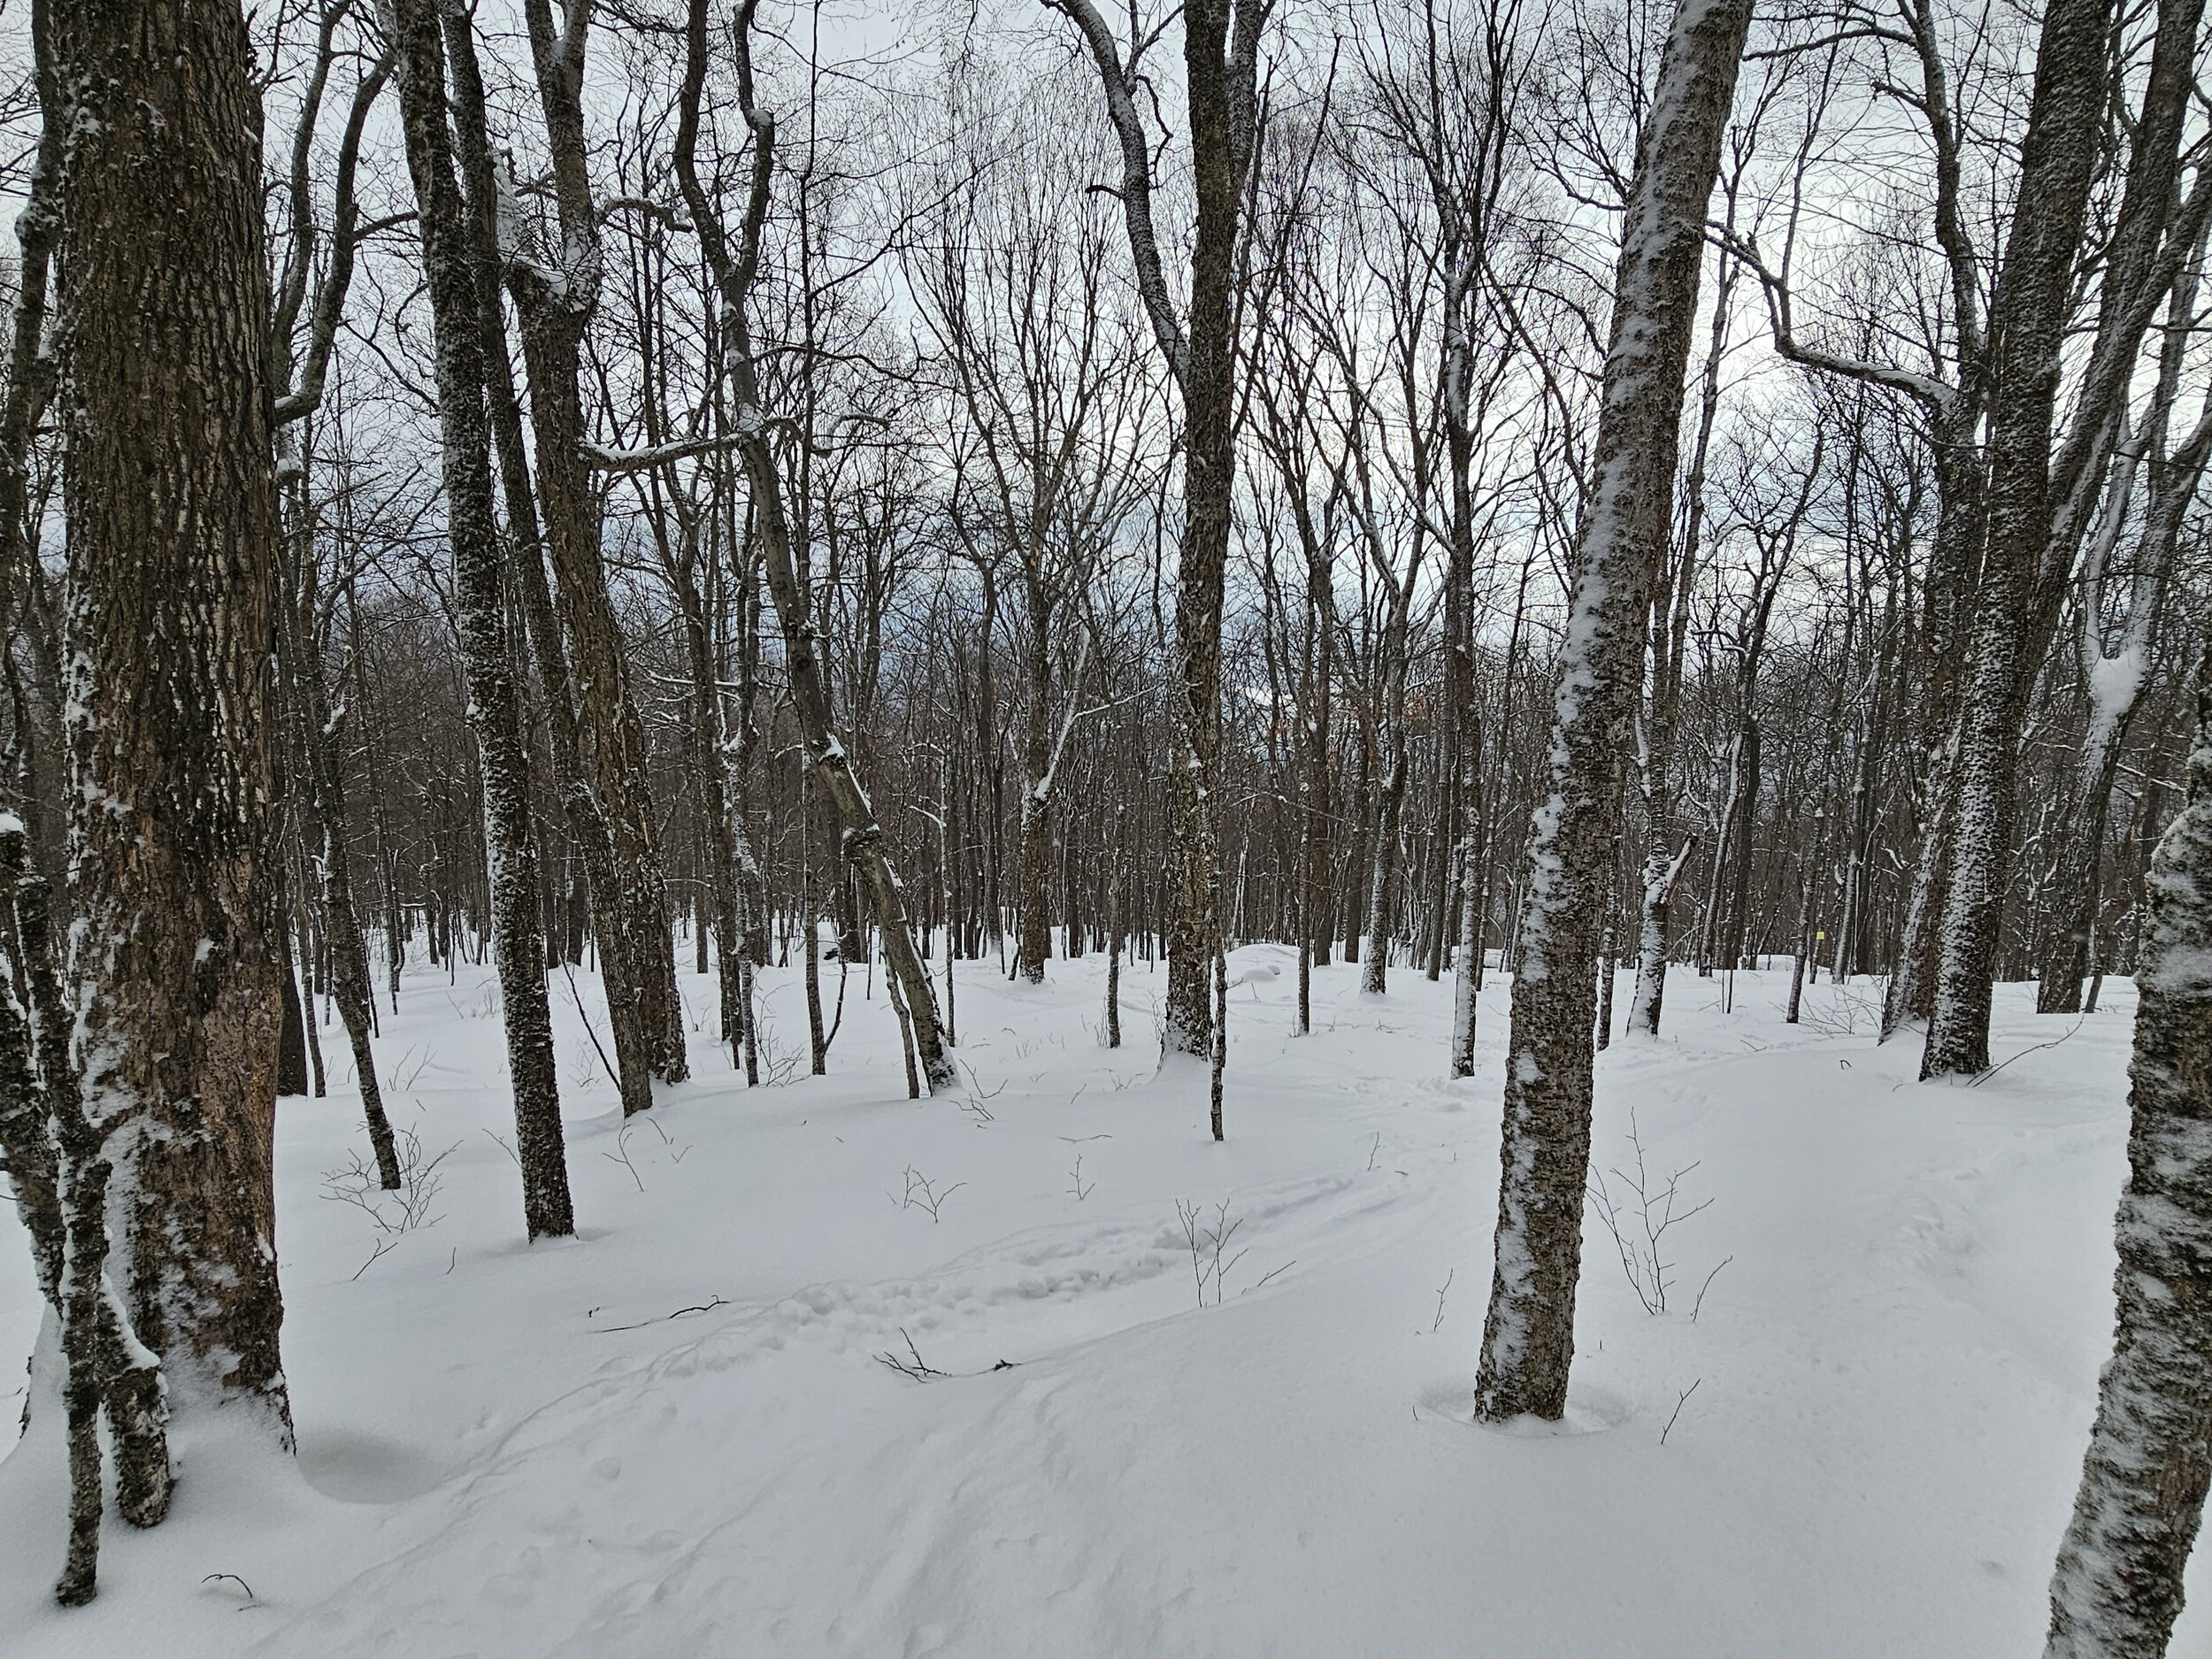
[0,944,2200,1655]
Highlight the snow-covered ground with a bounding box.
[0,944,2198,1655]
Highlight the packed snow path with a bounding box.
[0,948,2200,1655]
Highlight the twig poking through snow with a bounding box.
[875,1329,949,1380]
[1661,1379,1702,1445]
[872,1329,1020,1382]
[1691,1256,1734,1323]
[595,1297,730,1333]
[602,1122,646,1192]
[1585,1110,1715,1315]
[1969,1014,2086,1087]
[202,1573,260,1608]
[899,1165,965,1222]
[1432,1269,1455,1333]
[1177,1199,1250,1306]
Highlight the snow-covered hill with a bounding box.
[0,948,2196,1655]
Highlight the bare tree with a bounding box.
[1474,0,1754,1424]
[2043,627,2212,1655]
[52,0,296,1430]
[1044,0,1271,1064]
[389,0,576,1237]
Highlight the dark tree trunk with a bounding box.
[52,0,294,1424]
[1922,0,2114,1077]
[389,0,574,1238]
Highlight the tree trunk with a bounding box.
[0,819,172,1606]
[672,0,956,1093]
[1361,718,1409,995]
[1922,0,2113,1077]
[389,0,574,1238]
[2042,635,2212,1655]
[53,0,295,1424]
[1473,0,1752,1423]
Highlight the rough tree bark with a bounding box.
[429,1,652,1119]
[0,818,172,1605]
[1921,0,2114,1078]
[505,0,688,1094]
[1473,0,1752,1423]
[389,0,575,1236]
[1045,0,1269,1061]
[2042,630,2212,1655]
[51,0,296,1425]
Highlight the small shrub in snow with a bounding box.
[1584,1110,1722,1317]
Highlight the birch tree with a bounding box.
[1474,0,1754,1423]
[2043,627,2212,1655]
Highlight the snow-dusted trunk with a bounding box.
[1360,723,1409,995]
[2039,247,2211,1015]
[1884,723,1960,1032]
[1156,69,1240,1059]
[430,5,650,1118]
[1048,0,1264,1060]
[1625,838,1692,1036]
[1017,788,1053,984]
[2041,634,2212,1655]
[1473,0,1752,1424]
[0,819,171,1605]
[390,0,574,1238]
[52,0,294,1425]
[1448,654,1485,1076]
[674,537,761,1079]
[1105,803,1125,1048]
[672,0,956,1094]
[2039,712,2138,1017]
[506,0,687,1096]
[1922,0,2112,1079]
[1017,604,1054,983]
[513,304,687,1098]
[1721,718,1761,970]
[1883,407,1986,1037]
[1629,244,1727,1034]
[1302,527,1336,982]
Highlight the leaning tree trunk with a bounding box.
[432,2,653,1119]
[2042,633,2212,1656]
[52,0,295,1426]
[672,0,956,1093]
[1628,247,1726,1035]
[1922,0,2113,1078]
[2038,712,2138,1016]
[1473,0,1753,1424]
[503,0,687,1098]
[2039,259,2211,1014]
[389,0,574,1237]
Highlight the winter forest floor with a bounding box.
[0,945,2199,1656]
